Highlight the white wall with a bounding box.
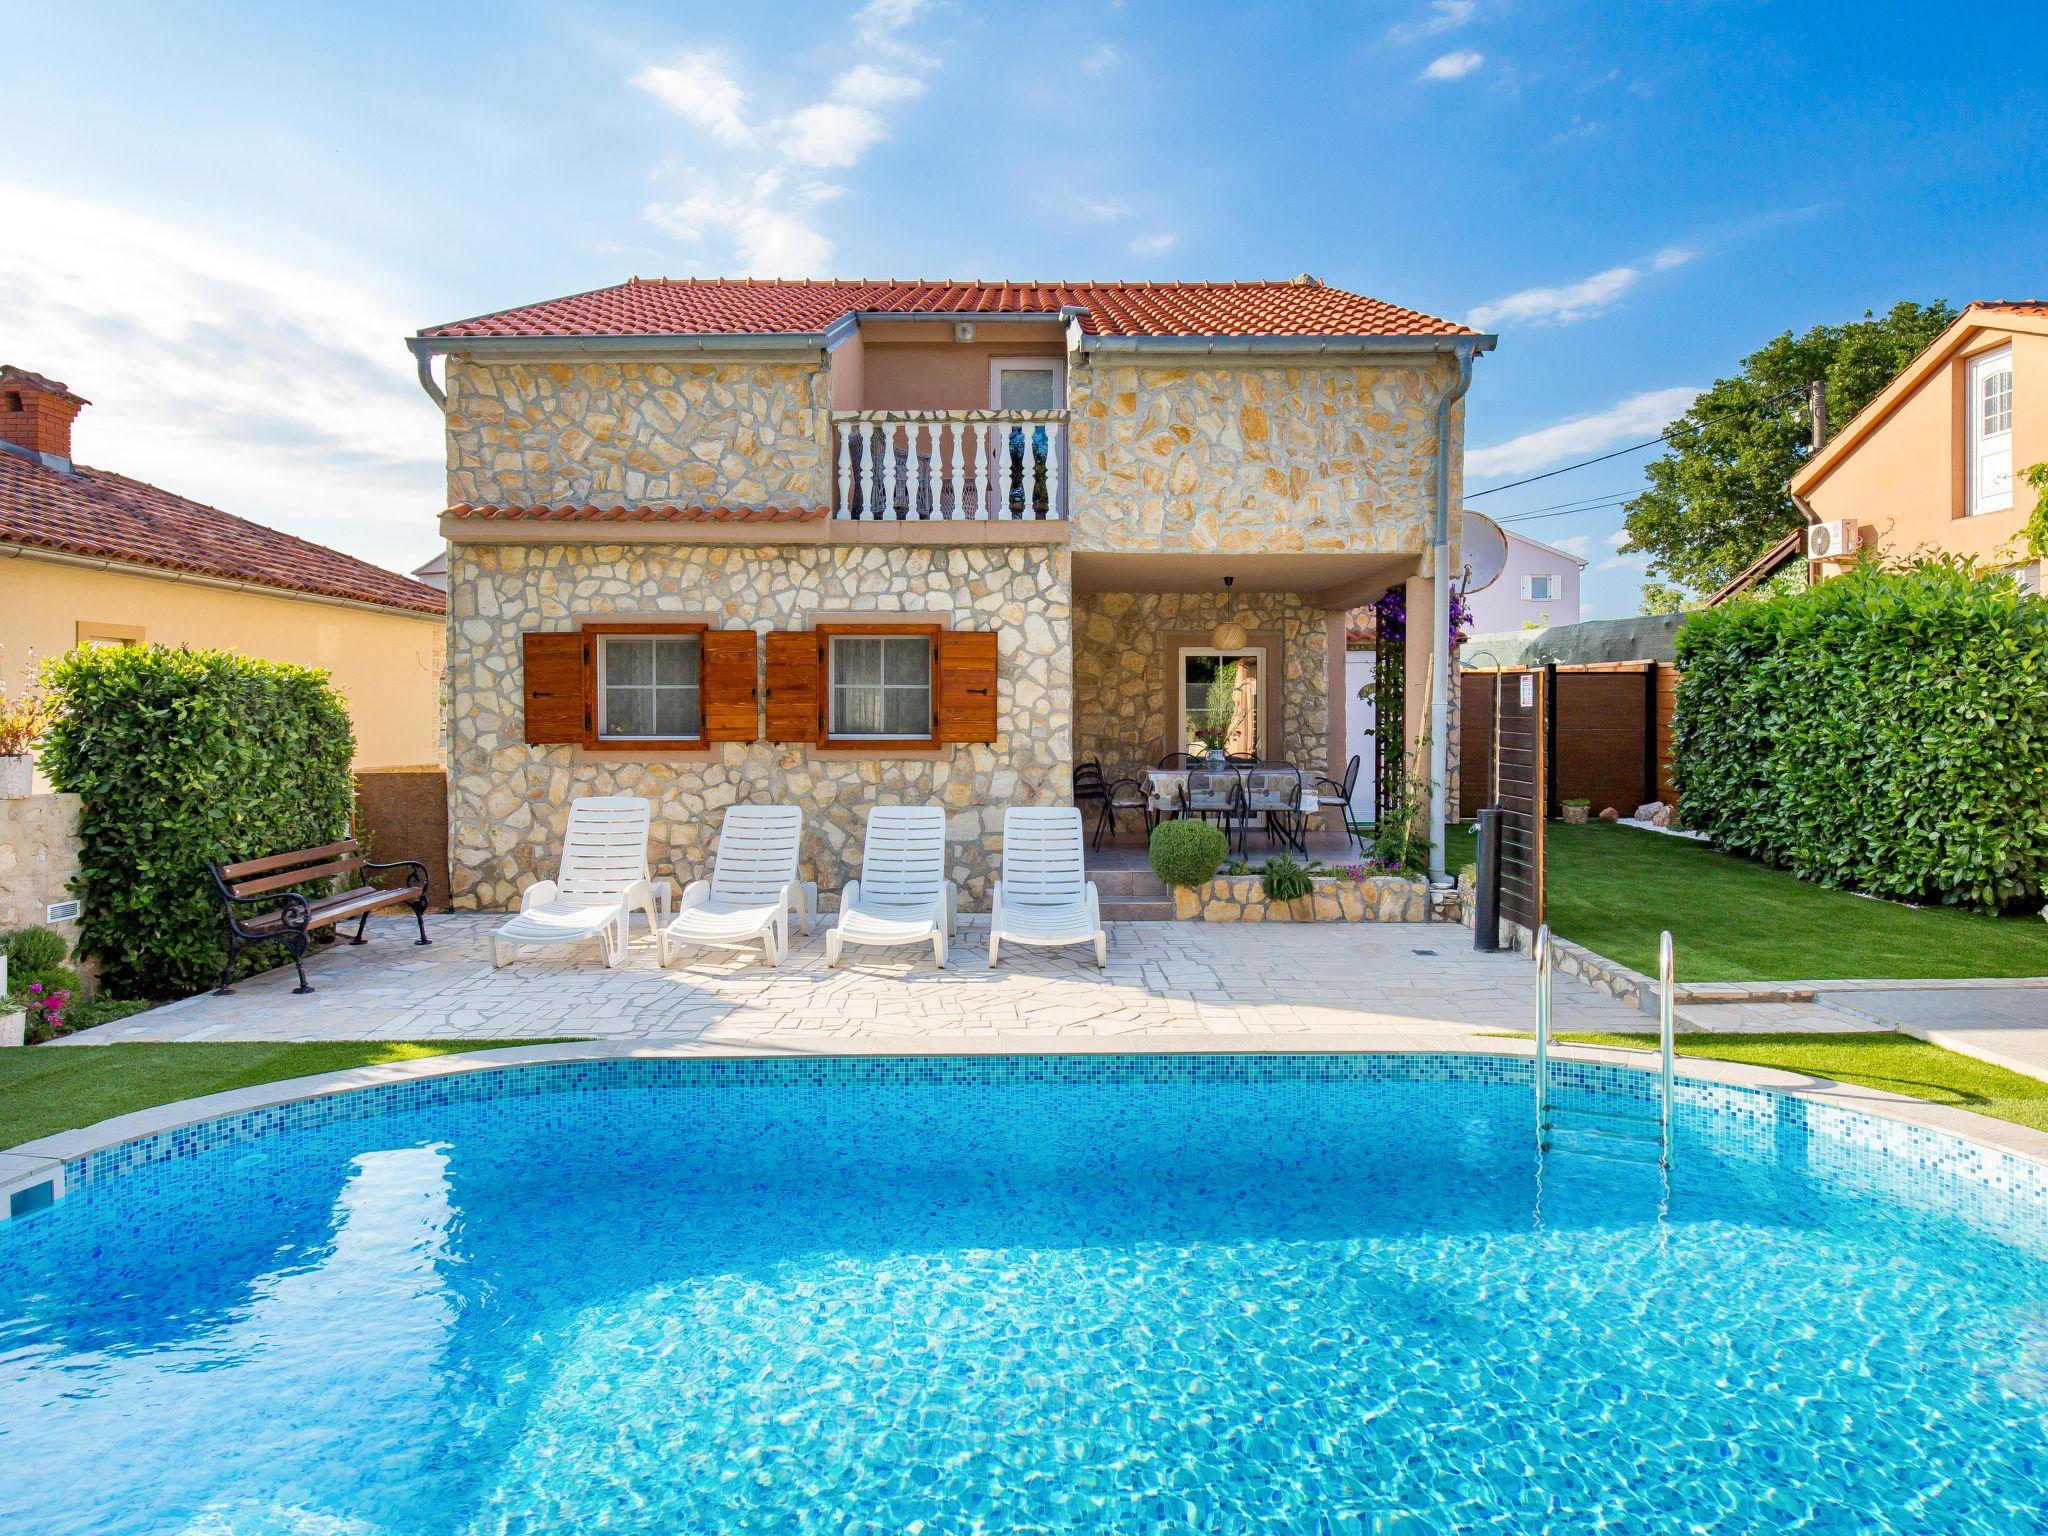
[1465,530,1584,634]
[1343,649,1377,820]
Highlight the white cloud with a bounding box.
[631,4,941,276]
[1551,533,1592,559]
[0,183,440,574]
[631,54,753,147]
[1597,548,1651,573]
[1074,194,1130,221]
[1079,44,1120,73]
[1468,387,1699,478]
[1390,1,1476,43]
[1129,231,1178,257]
[1422,50,1485,81]
[1466,246,1696,329]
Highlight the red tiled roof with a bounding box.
[445,503,828,523]
[0,449,446,615]
[1980,300,2048,317]
[420,278,1478,342]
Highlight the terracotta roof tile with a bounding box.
[0,366,86,403]
[445,503,828,523]
[421,278,1478,342]
[0,449,445,615]
[1980,300,2048,317]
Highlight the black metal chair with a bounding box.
[1155,752,1201,770]
[1091,776,1152,849]
[1074,758,1110,822]
[1224,752,1261,769]
[1317,755,1361,821]
[1242,766,1311,856]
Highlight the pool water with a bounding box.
[3,1055,2046,1535]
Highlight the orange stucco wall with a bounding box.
[0,557,445,770]
[1802,324,2048,571]
[830,319,1065,411]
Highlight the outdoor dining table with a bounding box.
[1143,768,1320,854]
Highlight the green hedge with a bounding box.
[1675,559,2048,911]
[39,646,356,996]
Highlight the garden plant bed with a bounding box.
[1172,872,1442,923]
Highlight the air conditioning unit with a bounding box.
[1806,519,1858,562]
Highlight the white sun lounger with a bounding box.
[825,805,955,969]
[489,797,660,970]
[659,804,804,968]
[988,806,1106,969]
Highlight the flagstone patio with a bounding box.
[63,911,1660,1049]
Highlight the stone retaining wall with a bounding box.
[1171,874,1433,922]
[0,791,83,953]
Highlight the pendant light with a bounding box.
[1209,575,1248,651]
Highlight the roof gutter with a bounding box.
[404,330,830,403]
[1075,331,1496,359]
[0,540,445,621]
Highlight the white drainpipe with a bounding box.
[1429,342,1481,883]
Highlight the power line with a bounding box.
[1466,385,1809,500]
[1494,498,1635,527]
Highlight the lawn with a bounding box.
[1536,821,2048,982]
[0,1041,569,1152]
[1543,1030,2048,1136]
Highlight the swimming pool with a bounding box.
[3,1052,2046,1535]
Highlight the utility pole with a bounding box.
[1808,379,1828,451]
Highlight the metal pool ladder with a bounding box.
[1533,926,1676,1167]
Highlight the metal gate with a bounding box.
[1474,667,1546,930]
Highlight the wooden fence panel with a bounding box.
[1552,669,1652,815]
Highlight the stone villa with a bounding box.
[408,279,1494,908]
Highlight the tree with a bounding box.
[1621,300,1958,606]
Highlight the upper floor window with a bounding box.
[1969,346,2014,515]
[1523,574,1558,601]
[990,359,1062,412]
[827,630,933,741]
[597,630,701,742]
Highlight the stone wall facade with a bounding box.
[446,542,1071,910]
[0,791,84,955]
[1073,590,1328,773]
[1065,358,1457,554]
[444,359,830,509]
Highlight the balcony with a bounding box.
[832,411,1067,521]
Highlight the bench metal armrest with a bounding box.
[361,858,430,892]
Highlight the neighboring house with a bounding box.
[411,550,448,591]
[0,366,447,769]
[409,278,1493,908]
[1463,525,1585,632]
[1788,301,2048,586]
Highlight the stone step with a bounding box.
[1101,899,1176,922]
[1088,868,1171,900]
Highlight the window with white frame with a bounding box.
[597,632,701,741]
[1970,346,2014,515]
[828,633,932,739]
[1523,574,1558,601]
[990,358,1062,411]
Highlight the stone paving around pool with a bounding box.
[61,912,1664,1049]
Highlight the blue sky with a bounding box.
[4,0,2043,614]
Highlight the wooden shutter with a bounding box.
[700,629,760,742]
[935,629,999,743]
[522,631,587,745]
[764,631,822,742]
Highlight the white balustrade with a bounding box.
[831,414,1067,520]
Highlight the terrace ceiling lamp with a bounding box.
[1209,576,1249,651]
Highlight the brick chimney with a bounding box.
[0,367,89,472]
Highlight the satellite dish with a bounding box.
[1460,509,1510,593]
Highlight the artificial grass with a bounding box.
[0,1041,572,1152]
[1544,1030,2048,1136]
[1535,821,2048,982]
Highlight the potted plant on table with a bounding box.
[0,649,55,799]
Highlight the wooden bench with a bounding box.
[209,838,430,995]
